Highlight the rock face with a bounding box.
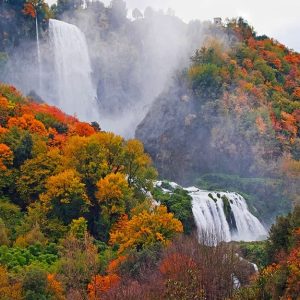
[136,83,202,184]
[135,82,253,185]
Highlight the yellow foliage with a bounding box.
[14,223,47,248]
[0,266,22,300]
[109,206,183,254]
[96,173,132,220]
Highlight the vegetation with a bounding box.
[233,207,300,300]
[0,10,299,299]
[0,83,183,298]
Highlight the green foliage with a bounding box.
[22,265,49,300]
[118,243,162,279]
[69,217,88,239]
[189,63,222,98]
[238,241,268,269]
[265,206,300,263]
[0,243,58,272]
[153,186,195,234]
[0,198,22,237]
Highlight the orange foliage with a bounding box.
[292,87,300,99]
[281,112,297,137]
[262,50,282,69]
[88,274,120,300]
[0,96,10,125]
[0,266,22,300]
[107,255,127,274]
[284,54,300,65]
[22,102,78,124]
[159,253,197,279]
[8,114,47,135]
[47,274,65,300]
[0,143,13,170]
[22,2,36,18]
[71,122,96,137]
[0,126,8,135]
[243,58,253,69]
[286,246,300,298]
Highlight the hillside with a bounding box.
[136,18,300,222]
[0,83,298,300]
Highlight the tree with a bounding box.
[109,206,183,254]
[58,232,99,298]
[132,8,142,20]
[22,265,49,300]
[0,266,22,300]
[63,135,107,187]
[123,139,157,191]
[16,149,62,206]
[0,218,9,246]
[108,0,127,28]
[96,173,133,226]
[13,132,33,168]
[88,274,120,300]
[0,143,13,170]
[40,169,90,224]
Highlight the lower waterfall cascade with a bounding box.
[156,182,267,244]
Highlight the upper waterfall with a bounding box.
[49,19,98,121]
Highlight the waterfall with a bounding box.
[36,16,41,92]
[189,188,267,244]
[156,182,267,244]
[48,19,98,121]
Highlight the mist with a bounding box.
[1,1,227,137]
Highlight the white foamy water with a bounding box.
[191,189,267,244]
[49,19,98,121]
[155,182,267,244]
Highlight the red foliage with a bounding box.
[284,53,300,65]
[22,3,36,18]
[71,122,96,137]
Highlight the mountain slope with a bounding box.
[136,19,300,222]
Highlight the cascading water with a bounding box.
[36,16,41,92]
[156,182,267,244]
[48,19,98,121]
[189,188,267,244]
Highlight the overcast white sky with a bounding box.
[49,0,300,51]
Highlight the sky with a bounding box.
[104,0,300,52]
[47,0,300,52]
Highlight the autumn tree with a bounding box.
[123,139,157,191]
[40,169,90,224]
[16,148,62,206]
[58,231,99,298]
[0,143,13,170]
[0,266,22,300]
[88,274,120,300]
[96,173,133,226]
[109,206,183,254]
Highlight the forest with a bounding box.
[0,0,299,299]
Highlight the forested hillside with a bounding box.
[0,1,299,299]
[0,83,298,300]
[136,18,300,222]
